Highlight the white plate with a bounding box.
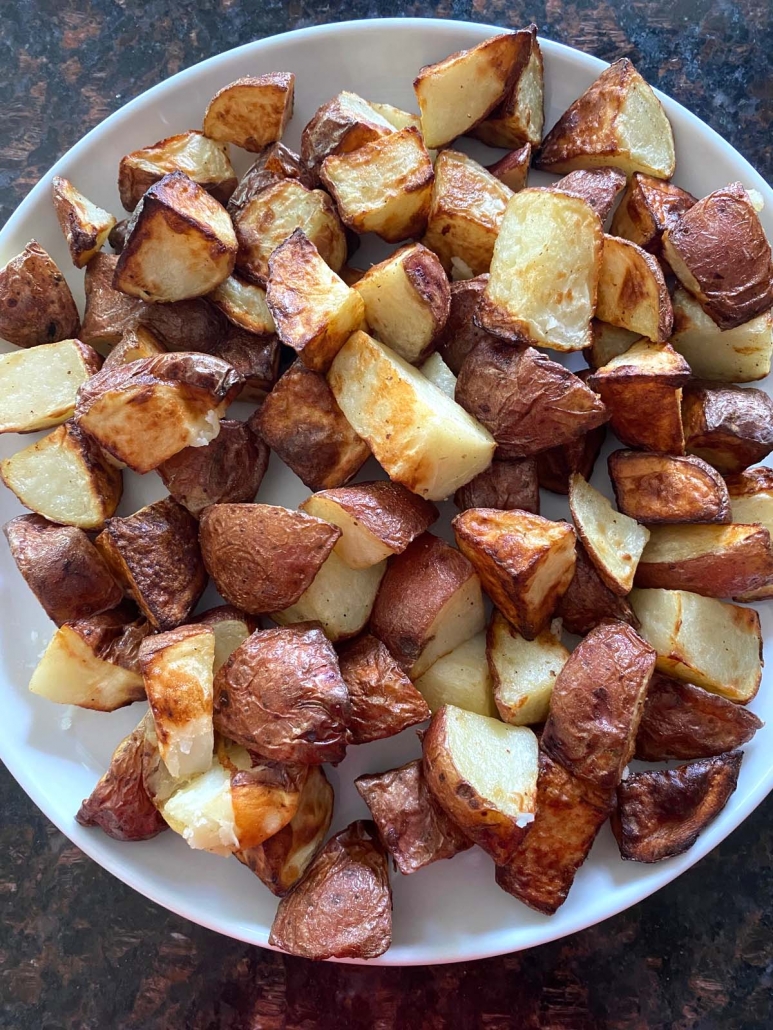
[1,17,772,967]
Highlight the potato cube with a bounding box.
[203,73,295,151]
[556,541,640,636]
[569,473,649,595]
[682,381,773,474]
[227,142,309,218]
[608,450,731,525]
[0,241,80,348]
[301,92,394,174]
[455,458,540,513]
[118,130,237,212]
[726,467,773,600]
[52,176,116,268]
[414,631,496,718]
[552,167,627,222]
[597,234,673,342]
[472,27,544,148]
[488,611,568,726]
[609,172,696,261]
[486,143,532,192]
[208,274,276,335]
[0,338,100,433]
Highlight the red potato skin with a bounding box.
[454,458,540,513]
[555,542,640,636]
[553,167,627,222]
[311,481,439,556]
[682,382,773,475]
[435,275,495,375]
[536,425,606,495]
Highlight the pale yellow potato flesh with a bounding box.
[488,613,569,726]
[29,626,143,711]
[671,288,773,383]
[420,353,457,398]
[208,275,276,335]
[300,494,393,570]
[570,473,650,595]
[596,235,672,342]
[411,573,486,679]
[0,340,97,433]
[160,760,237,855]
[414,631,497,717]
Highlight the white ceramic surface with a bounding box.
[1,18,772,967]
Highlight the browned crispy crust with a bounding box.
[118,131,237,212]
[228,143,310,218]
[552,167,627,221]
[555,541,640,636]
[486,144,531,192]
[0,241,80,348]
[435,275,494,375]
[455,458,540,513]
[608,450,731,524]
[536,425,606,496]
[682,382,773,474]
[310,481,438,556]
[203,73,295,152]
[609,172,696,262]
[301,93,393,176]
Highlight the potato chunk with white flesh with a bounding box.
[726,468,773,600]
[472,27,544,148]
[413,32,523,149]
[609,173,696,263]
[0,241,81,348]
[203,73,295,151]
[682,382,773,475]
[597,235,673,342]
[328,332,495,501]
[586,320,642,370]
[266,230,364,372]
[420,353,456,397]
[488,611,569,726]
[486,144,532,193]
[422,151,512,276]
[453,508,577,640]
[569,474,649,596]
[552,167,627,222]
[208,275,276,335]
[630,588,762,703]
[476,188,602,352]
[52,176,117,268]
[370,532,485,679]
[118,131,237,212]
[192,605,258,674]
[536,58,676,179]
[321,127,434,243]
[114,172,237,303]
[414,631,497,718]
[301,92,394,175]
[423,705,539,864]
[608,451,731,526]
[0,421,122,530]
[0,339,100,433]
[369,102,421,132]
[354,244,450,364]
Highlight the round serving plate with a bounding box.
[1,18,771,967]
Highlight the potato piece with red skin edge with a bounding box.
[198,324,280,404]
[551,167,627,222]
[0,241,80,348]
[207,275,275,337]
[634,674,762,763]
[52,176,116,269]
[370,532,485,678]
[95,498,207,631]
[157,419,269,517]
[596,234,673,343]
[3,514,123,626]
[488,612,569,727]
[495,751,615,914]
[682,382,773,475]
[611,752,743,863]
[355,760,472,875]
[191,604,260,675]
[536,425,606,496]
[456,339,608,460]
[609,172,696,264]
[725,467,773,600]
[486,144,531,192]
[118,131,236,213]
[76,716,167,841]
[470,26,544,148]
[435,275,495,375]
[662,183,773,330]
[203,73,294,151]
[214,622,350,765]
[413,631,497,718]
[301,91,394,176]
[608,450,731,526]
[269,820,392,960]
[227,143,310,218]
[102,325,165,369]
[337,633,429,745]
[555,541,640,637]
[542,620,657,791]
[454,458,539,514]
[453,508,577,641]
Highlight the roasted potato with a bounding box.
[369,101,421,132]
[423,705,539,864]
[486,143,531,192]
[414,630,497,718]
[726,467,773,600]
[0,421,122,530]
[80,252,142,352]
[611,752,742,863]
[472,27,544,148]
[371,532,485,678]
[0,241,80,348]
[596,234,673,342]
[552,167,627,222]
[609,172,696,262]
[419,352,456,397]
[536,425,606,496]
[101,325,166,369]
[269,821,392,961]
[52,176,116,268]
[208,274,276,336]
[214,622,350,764]
[301,92,394,175]
[192,605,258,674]
[608,450,731,525]
[453,507,577,640]
[556,541,640,636]
[436,275,495,374]
[3,514,122,625]
[536,58,675,179]
[108,219,129,252]
[198,323,279,403]
[585,319,642,371]
[488,611,569,726]
[455,458,540,514]
[203,73,295,151]
[630,587,762,703]
[682,382,773,474]
[355,760,472,874]
[0,338,100,434]
[118,130,237,212]
[227,142,310,218]
[542,620,656,789]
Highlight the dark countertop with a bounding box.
[1,2,772,1027]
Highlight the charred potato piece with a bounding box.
[436,275,496,374]
[486,143,531,192]
[472,27,544,148]
[585,319,642,371]
[536,425,606,496]
[611,753,742,863]
[682,382,773,474]
[608,450,731,525]
[199,323,279,403]
[203,73,295,151]
[488,611,568,726]
[0,338,101,433]
[556,541,640,636]
[301,92,394,175]
[596,235,673,342]
[552,167,627,222]
[609,172,696,262]
[227,142,309,218]
[453,507,576,640]
[414,630,497,718]
[0,241,80,348]
[108,219,129,252]
[192,605,259,674]
[419,352,456,396]
[208,274,276,336]
[52,176,116,268]
[118,131,236,212]
[726,467,773,600]
[455,458,540,514]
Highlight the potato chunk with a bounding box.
[0,338,100,433]
[455,458,540,513]
[585,319,642,370]
[488,612,568,726]
[414,631,496,718]
[682,382,773,474]
[569,473,649,595]
[477,188,602,352]
[227,143,309,218]
[535,425,606,496]
[609,172,696,261]
[203,73,294,151]
[436,275,494,373]
[608,450,731,525]
[552,167,627,221]
[118,130,237,212]
[208,274,276,336]
[726,467,773,600]
[556,541,640,636]
[369,102,421,132]
[0,241,80,348]
[472,27,544,148]
[486,143,531,192]
[301,91,394,174]
[419,353,456,396]
[597,235,672,342]
[192,605,258,674]
[52,176,116,268]
[101,326,165,369]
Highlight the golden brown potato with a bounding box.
[453,508,576,640]
[472,27,544,148]
[682,382,773,474]
[635,673,762,762]
[269,820,392,961]
[118,131,237,212]
[413,631,497,718]
[608,450,731,525]
[0,338,101,434]
[101,325,166,369]
[596,235,673,342]
[370,532,485,678]
[356,760,472,875]
[609,172,696,263]
[536,59,675,179]
[486,143,531,192]
[585,319,642,371]
[369,102,422,132]
[214,622,350,763]
[552,167,627,222]
[488,611,568,726]
[198,323,279,403]
[556,541,640,636]
[95,497,206,630]
[203,73,295,151]
[536,425,606,496]
[192,605,259,674]
[0,241,80,348]
[454,458,539,514]
[52,176,116,268]
[301,92,394,175]
[542,620,656,789]
[495,752,614,914]
[423,704,539,864]
[477,188,602,352]
[436,275,495,374]
[114,172,237,302]
[456,339,608,459]
[611,752,742,863]
[208,274,276,336]
[199,503,340,615]
[0,421,122,530]
[4,514,122,625]
[726,467,773,600]
[227,143,310,219]
[662,183,773,330]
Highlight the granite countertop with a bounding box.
[1,2,772,1027]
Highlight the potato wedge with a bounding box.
[436,275,495,374]
[0,241,80,348]
[569,473,649,595]
[488,611,568,726]
[420,352,456,397]
[0,338,100,433]
[355,760,472,875]
[203,73,294,151]
[608,450,731,525]
[585,319,642,370]
[611,753,742,863]
[472,27,544,148]
[301,92,394,174]
[535,425,606,496]
[370,532,485,678]
[0,421,122,530]
[192,605,258,674]
[630,588,762,703]
[227,142,309,218]
[101,325,165,369]
[536,58,675,179]
[609,172,696,262]
[455,458,540,514]
[726,467,773,600]
[52,176,116,268]
[552,167,627,222]
[486,143,531,192]
[208,274,276,335]
[542,621,656,789]
[118,130,237,212]
[682,382,773,474]
[423,705,539,864]
[596,235,673,342]
[453,508,577,640]
[414,631,496,718]
[556,541,640,636]
[269,821,392,961]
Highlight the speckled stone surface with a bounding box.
[1,2,773,1027]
